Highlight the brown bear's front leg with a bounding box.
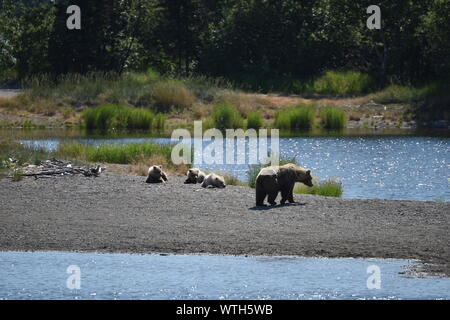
[280,187,289,204]
[288,183,296,203]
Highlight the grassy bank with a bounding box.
[0,138,188,178]
[0,71,448,131]
[82,104,163,131]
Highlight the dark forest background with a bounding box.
[0,0,449,91]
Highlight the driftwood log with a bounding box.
[19,158,105,179]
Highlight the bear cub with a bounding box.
[146,165,168,183]
[201,173,226,188]
[184,168,206,184]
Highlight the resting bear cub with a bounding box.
[145,165,168,183]
[184,168,206,184]
[255,163,313,206]
[201,173,226,188]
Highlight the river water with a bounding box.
[1,251,449,300]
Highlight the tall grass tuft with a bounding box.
[153,113,166,131]
[274,104,315,131]
[55,142,173,164]
[320,107,347,130]
[0,139,49,167]
[212,103,244,131]
[246,112,263,130]
[82,104,154,131]
[294,178,343,197]
[371,84,431,104]
[152,79,196,111]
[308,71,373,96]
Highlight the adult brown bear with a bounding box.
[255,163,313,206]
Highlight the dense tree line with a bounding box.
[0,0,449,88]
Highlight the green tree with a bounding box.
[0,0,55,78]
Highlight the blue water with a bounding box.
[21,135,450,202]
[0,251,449,300]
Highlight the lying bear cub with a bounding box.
[184,168,206,184]
[255,163,313,206]
[145,165,168,183]
[201,173,226,188]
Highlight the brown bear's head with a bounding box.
[188,168,198,176]
[151,165,162,174]
[214,176,226,188]
[297,169,313,187]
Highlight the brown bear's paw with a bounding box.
[256,203,267,207]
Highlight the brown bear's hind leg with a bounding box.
[256,187,267,206]
[267,191,278,206]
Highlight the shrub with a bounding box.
[152,80,196,111]
[371,85,430,104]
[274,104,315,131]
[320,107,347,130]
[273,111,291,130]
[294,178,343,197]
[246,112,263,130]
[55,142,173,165]
[153,113,166,131]
[223,173,246,186]
[82,104,154,131]
[212,103,244,130]
[308,71,373,95]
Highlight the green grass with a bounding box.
[82,104,154,131]
[306,71,373,96]
[0,139,50,179]
[246,112,263,130]
[274,104,315,131]
[0,139,49,167]
[293,178,343,197]
[55,142,173,164]
[11,169,24,181]
[151,79,196,111]
[371,85,430,104]
[212,103,244,131]
[320,107,347,130]
[153,113,166,131]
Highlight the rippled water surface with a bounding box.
[0,251,449,300]
[21,135,450,201]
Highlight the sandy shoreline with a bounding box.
[0,173,449,276]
